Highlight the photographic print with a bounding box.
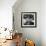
[21,12,37,28]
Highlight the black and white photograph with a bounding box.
[21,12,37,28]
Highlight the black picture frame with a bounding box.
[21,12,37,28]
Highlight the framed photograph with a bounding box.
[21,12,37,28]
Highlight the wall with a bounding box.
[0,0,16,30]
[41,0,46,46]
[13,0,46,46]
